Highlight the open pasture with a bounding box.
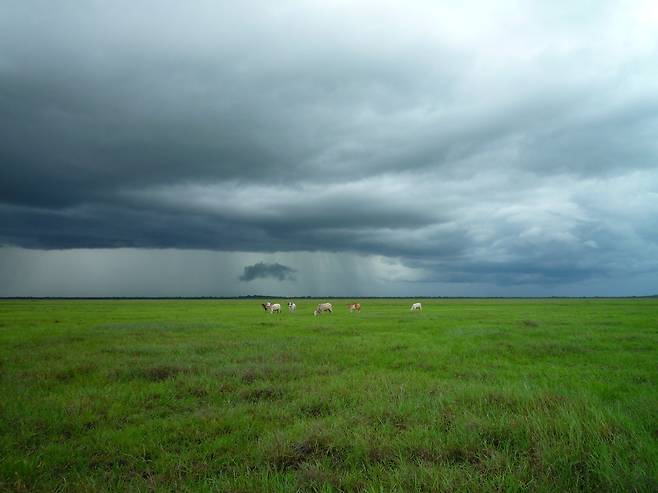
[1,298,657,492]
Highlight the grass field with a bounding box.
[1,298,657,492]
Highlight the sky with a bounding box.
[1,0,657,297]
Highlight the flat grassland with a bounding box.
[1,299,656,492]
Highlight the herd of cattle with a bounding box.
[261,301,422,315]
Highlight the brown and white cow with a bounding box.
[347,303,361,312]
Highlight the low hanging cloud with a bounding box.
[239,262,297,282]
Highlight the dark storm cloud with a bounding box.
[1,0,657,291]
[239,262,297,282]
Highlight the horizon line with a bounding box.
[1,295,657,300]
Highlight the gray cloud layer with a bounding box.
[1,1,657,293]
[240,262,297,282]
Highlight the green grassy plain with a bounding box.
[0,298,656,492]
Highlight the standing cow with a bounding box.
[410,302,422,311]
[347,303,361,312]
[288,301,296,312]
[313,303,333,316]
[262,302,281,314]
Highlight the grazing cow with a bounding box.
[410,302,422,311]
[288,301,296,312]
[269,303,281,313]
[262,302,281,314]
[347,303,361,312]
[313,303,333,316]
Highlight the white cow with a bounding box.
[410,302,422,311]
[269,303,281,313]
[262,302,281,313]
[313,302,333,316]
[288,301,296,312]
